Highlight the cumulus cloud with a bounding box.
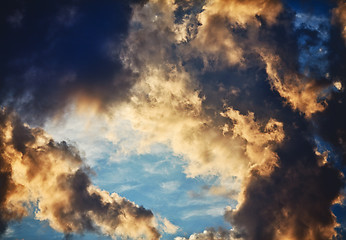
[175,228,244,240]
[221,107,284,176]
[118,0,286,186]
[0,109,160,239]
[118,1,345,240]
[116,64,287,186]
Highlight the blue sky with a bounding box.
[4,121,234,239]
[2,109,235,239]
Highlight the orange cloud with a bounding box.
[333,0,346,44]
[187,0,282,68]
[260,51,327,117]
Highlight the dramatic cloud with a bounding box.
[0,0,147,124]
[117,66,284,182]
[117,0,287,185]
[225,133,343,240]
[115,1,345,239]
[188,0,282,67]
[260,51,327,117]
[316,0,346,165]
[118,1,345,239]
[1,0,346,239]
[0,109,159,239]
[221,107,284,176]
[175,0,332,120]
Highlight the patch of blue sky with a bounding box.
[6,219,98,239]
[20,113,236,239]
[314,135,333,154]
[314,135,344,166]
[332,203,346,237]
[93,144,234,239]
[5,217,73,240]
[284,0,334,16]
[5,142,233,239]
[294,12,330,78]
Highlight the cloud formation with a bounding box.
[189,0,282,67]
[225,136,343,240]
[175,227,244,240]
[260,51,327,117]
[118,0,287,186]
[0,0,148,124]
[0,109,159,239]
[118,1,345,239]
[1,0,346,239]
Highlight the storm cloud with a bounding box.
[1,0,148,124]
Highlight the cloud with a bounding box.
[175,228,244,240]
[119,1,346,239]
[6,10,24,28]
[0,109,160,239]
[190,184,240,200]
[182,206,226,220]
[186,0,282,68]
[221,107,284,176]
[315,2,346,165]
[118,64,287,185]
[3,227,14,238]
[0,0,147,125]
[259,51,328,117]
[118,0,287,186]
[332,0,346,43]
[161,181,181,193]
[225,131,343,240]
[1,0,346,239]
[158,215,180,234]
[179,0,331,119]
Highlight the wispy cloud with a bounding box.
[160,181,181,193]
[182,206,226,220]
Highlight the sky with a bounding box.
[0,0,346,239]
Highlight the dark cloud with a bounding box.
[182,1,329,120]
[0,0,147,125]
[173,1,346,239]
[314,11,346,165]
[0,110,27,236]
[226,132,344,240]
